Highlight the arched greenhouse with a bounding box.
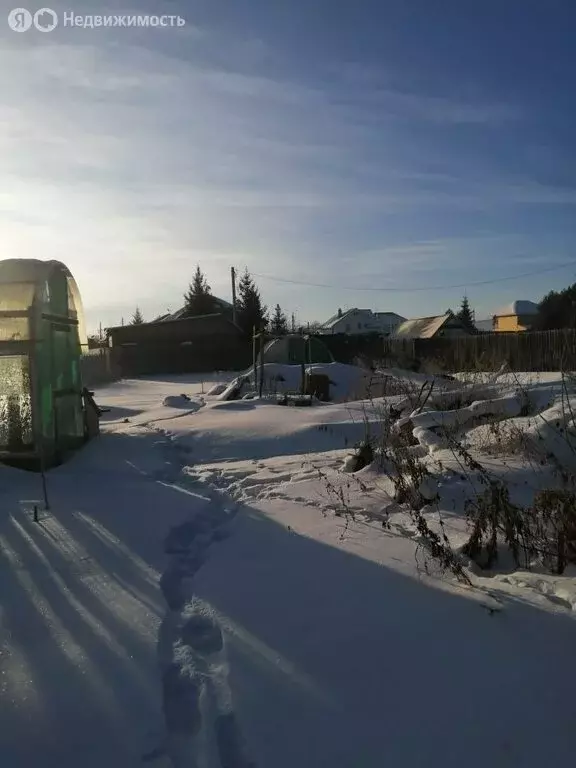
[0,258,89,467]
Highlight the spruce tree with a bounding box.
[457,295,476,332]
[236,268,268,336]
[270,304,288,335]
[130,306,144,325]
[184,266,215,316]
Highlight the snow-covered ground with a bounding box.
[2,371,576,767]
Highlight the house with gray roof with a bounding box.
[318,308,405,335]
[154,296,233,323]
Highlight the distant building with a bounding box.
[373,312,407,333]
[492,300,539,332]
[392,312,472,340]
[318,308,405,335]
[474,318,495,333]
[154,296,233,323]
[106,312,246,376]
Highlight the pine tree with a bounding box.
[184,266,215,316]
[270,304,288,335]
[236,268,268,336]
[130,306,144,325]
[457,296,476,332]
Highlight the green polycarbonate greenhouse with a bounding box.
[260,334,334,366]
[0,258,88,466]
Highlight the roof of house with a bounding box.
[319,308,367,329]
[106,312,240,335]
[154,296,233,323]
[320,308,405,330]
[373,312,406,321]
[392,313,461,340]
[495,300,539,317]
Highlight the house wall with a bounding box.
[494,314,537,332]
[330,310,376,335]
[108,315,241,345]
[373,314,404,335]
[325,310,402,335]
[113,338,251,376]
[107,315,249,375]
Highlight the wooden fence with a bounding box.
[78,330,576,382]
[80,348,121,387]
[320,333,388,365]
[382,330,576,372]
[110,338,253,378]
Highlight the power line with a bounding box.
[251,258,576,293]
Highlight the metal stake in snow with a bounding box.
[259,326,265,398]
[40,446,50,511]
[231,266,237,326]
[252,325,258,389]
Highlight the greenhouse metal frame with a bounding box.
[0,258,88,467]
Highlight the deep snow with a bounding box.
[1,373,576,767]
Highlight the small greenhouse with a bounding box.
[259,334,334,366]
[0,258,88,467]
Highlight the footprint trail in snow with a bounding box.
[145,429,255,768]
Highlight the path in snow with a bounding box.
[139,426,257,767]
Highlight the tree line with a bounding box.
[126,283,479,336]
[125,274,576,338]
[128,265,291,337]
[538,283,576,330]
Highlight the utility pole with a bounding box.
[231,266,237,325]
[291,313,296,333]
[252,326,258,388]
[259,326,265,398]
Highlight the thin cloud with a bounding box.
[0,15,572,330]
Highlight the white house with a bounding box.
[318,308,406,335]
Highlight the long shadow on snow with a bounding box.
[4,512,159,669]
[0,431,211,768]
[28,430,576,768]
[188,498,576,768]
[48,431,208,569]
[0,519,152,767]
[99,405,146,422]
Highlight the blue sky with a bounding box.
[2,0,576,332]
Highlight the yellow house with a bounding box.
[493,300,539,332]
